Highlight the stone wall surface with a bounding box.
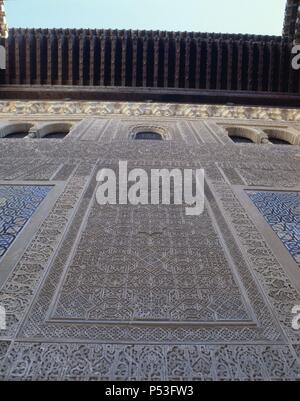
[0,102,300,380]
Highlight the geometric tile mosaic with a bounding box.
[247,191,300,267]
[0,185,52,260]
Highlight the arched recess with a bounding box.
[263,129,296,145]
[35,123,73,139]
[0,122,34,138]
[225,126,259,144]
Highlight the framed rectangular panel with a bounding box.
[0,181,65,288]
[234,186,300,293]
[247,190,300,267]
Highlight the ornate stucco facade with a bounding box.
[0,1,300,381]
[0,102,299,380]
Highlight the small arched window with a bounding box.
[225,127,257,144]
[263,129,293,145]
[5,132,30,139]
[43,132,69,139]
[0,123,33,139]
[268,137,291,145]
[230,136,254,144]
[134,132,163,141]
[36,123,73,139]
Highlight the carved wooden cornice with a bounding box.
[2,28,297,94]
[1,4,299,95]
[283,0,300,43]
